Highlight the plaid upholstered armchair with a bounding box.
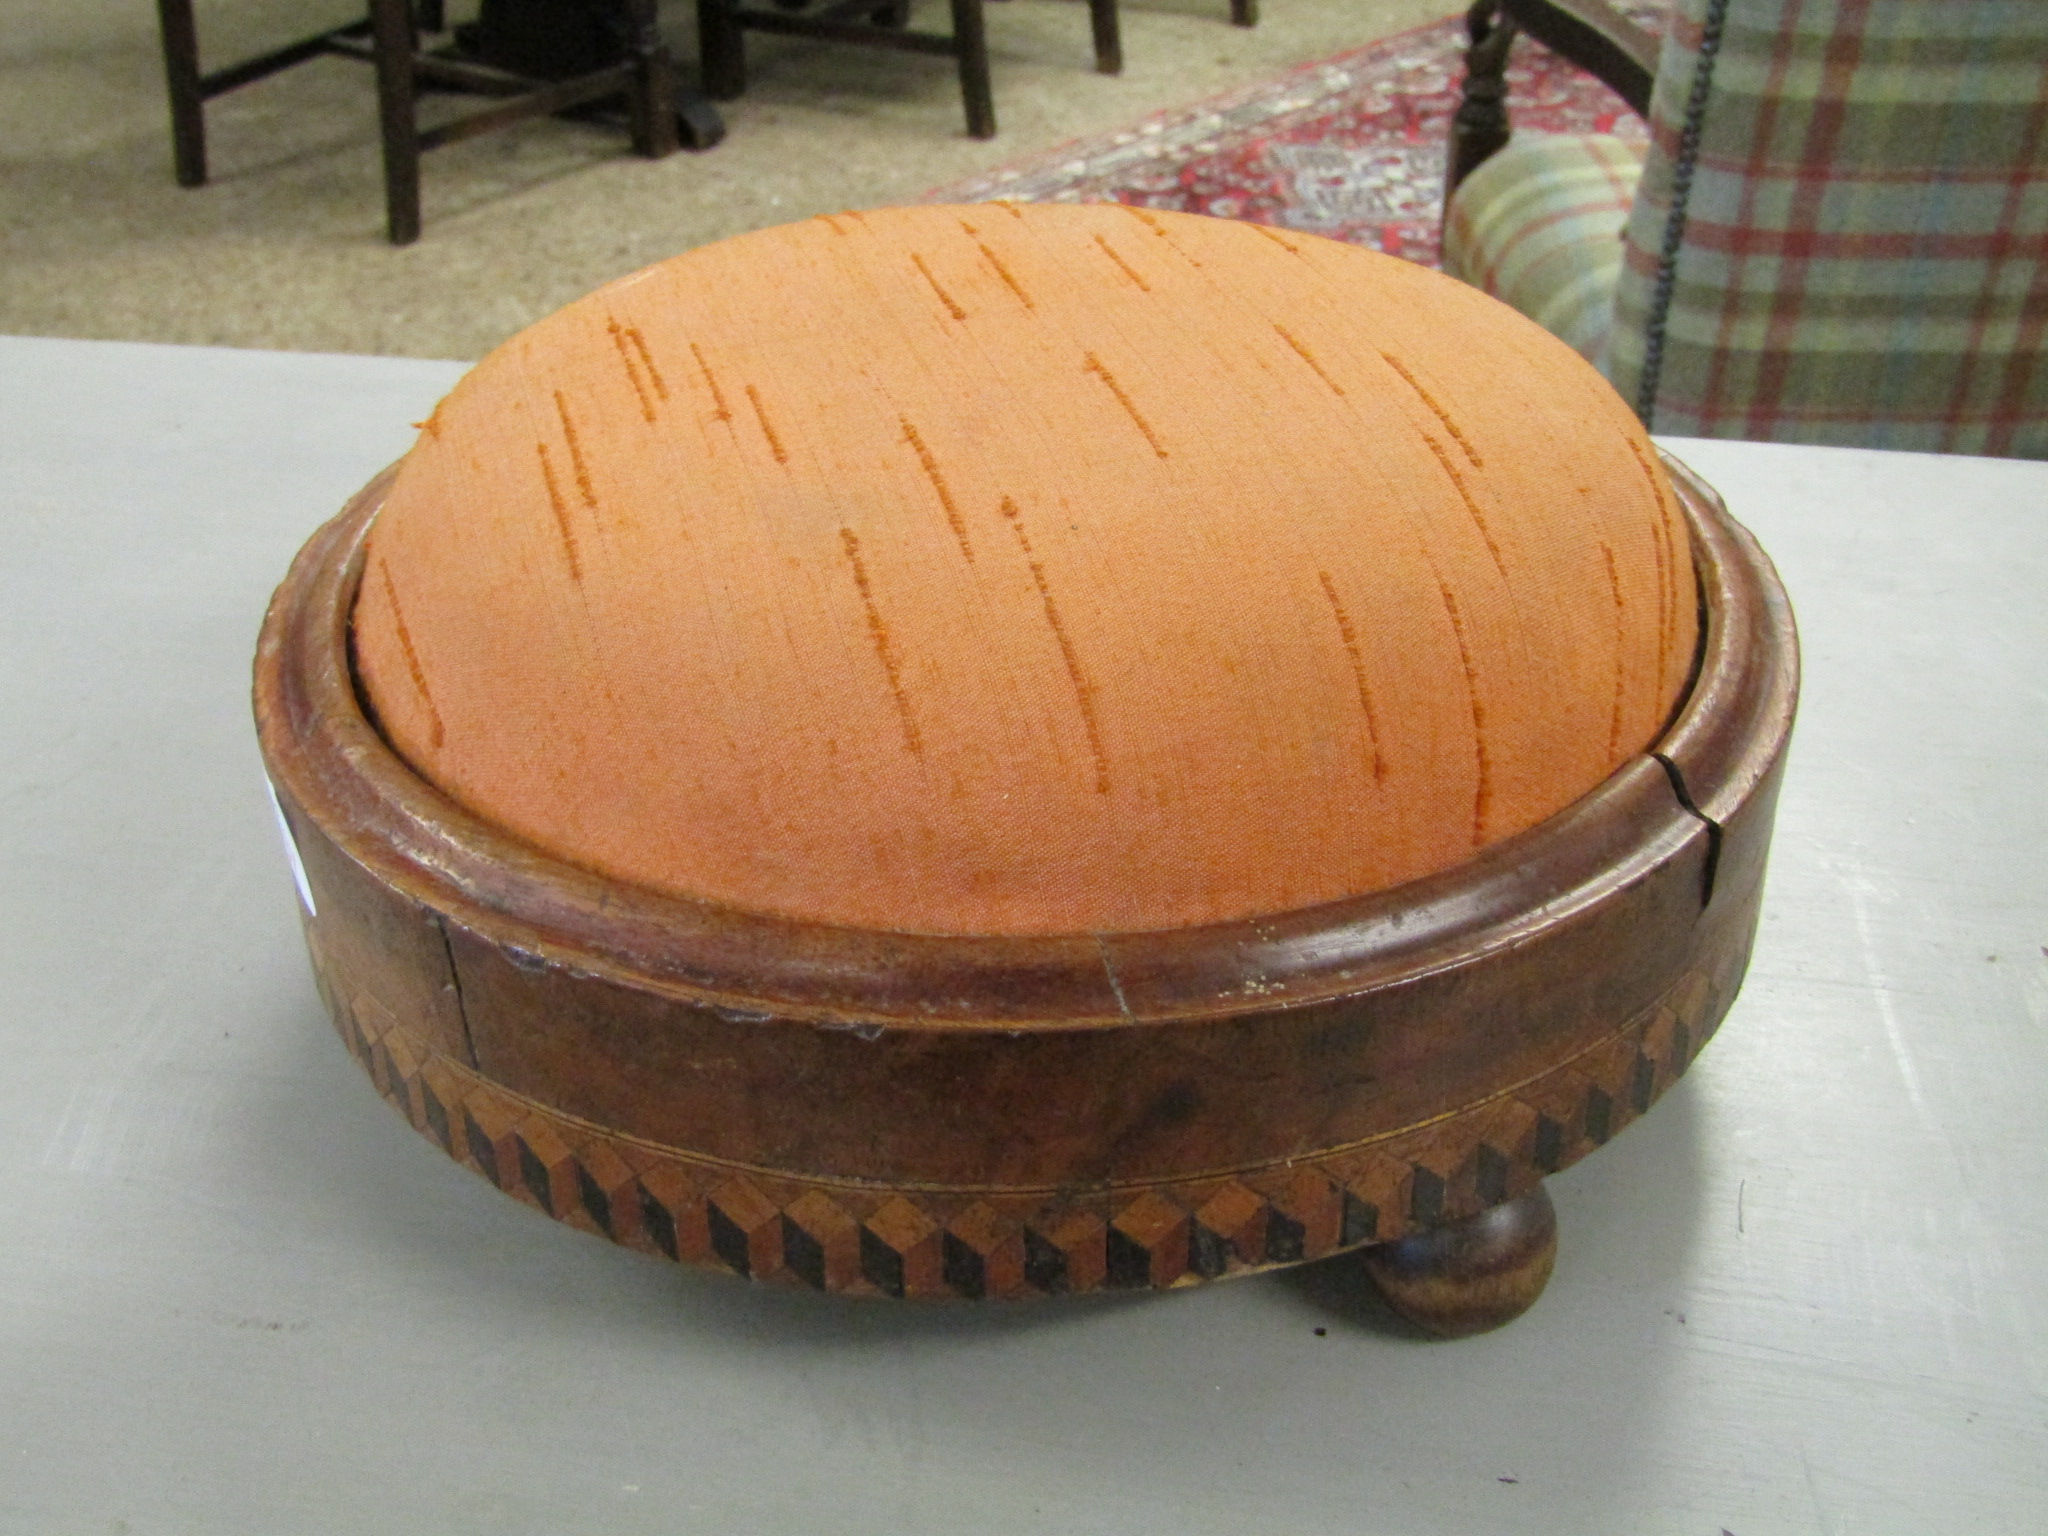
[1441,0,2048,457]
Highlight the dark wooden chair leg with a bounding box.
[156,0,208,186]
[1230,0,1258,26]
[951,0,995,138]
[623,0,682,158]
[1089,0,1122,75]
[1360,1185,1557,1337]
[675,93,729,151]
[696,0,749,101]
[1446,0,1519,203]
[370,0,422,245]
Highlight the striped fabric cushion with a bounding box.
[1609,0,2048,456]
[1442,133,1648,367]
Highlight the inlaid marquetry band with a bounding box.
[310,916,1749,1299]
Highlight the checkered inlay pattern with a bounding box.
[317,931,1742,1299]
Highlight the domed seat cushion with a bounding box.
[353,204,1696,936]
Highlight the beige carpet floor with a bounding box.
[1,0,1444,359]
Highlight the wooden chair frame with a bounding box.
[155,0,684,245]
[1445,0,1656,200]
[693,0,1256,141]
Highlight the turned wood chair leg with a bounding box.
[696,0,748,101]
[369,0,422,246]
[1361,1185,1557,1337]
[1089,0,1122,75]
[1445,0,1518,205]
[1230,0,1258,26]
[951,0,995,138]
[624,0,682,158]
[156,0,208,186]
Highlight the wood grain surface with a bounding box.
[1361,1185,1560,1336]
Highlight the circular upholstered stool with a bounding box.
[255,205,1796,1334]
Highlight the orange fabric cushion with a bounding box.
[354,204,1696,936]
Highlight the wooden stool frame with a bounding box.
[255,451,1795,1320]
[155,0,682,245]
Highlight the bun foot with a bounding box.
[1361,1187,1557,1337]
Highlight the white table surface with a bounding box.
[2,333,2044,1535]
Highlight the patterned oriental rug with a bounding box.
[923,7,1666,268]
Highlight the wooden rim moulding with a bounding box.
[253,451,1797,1302]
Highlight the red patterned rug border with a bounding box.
[921,14,1469,206]
[919,7,1662,270]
